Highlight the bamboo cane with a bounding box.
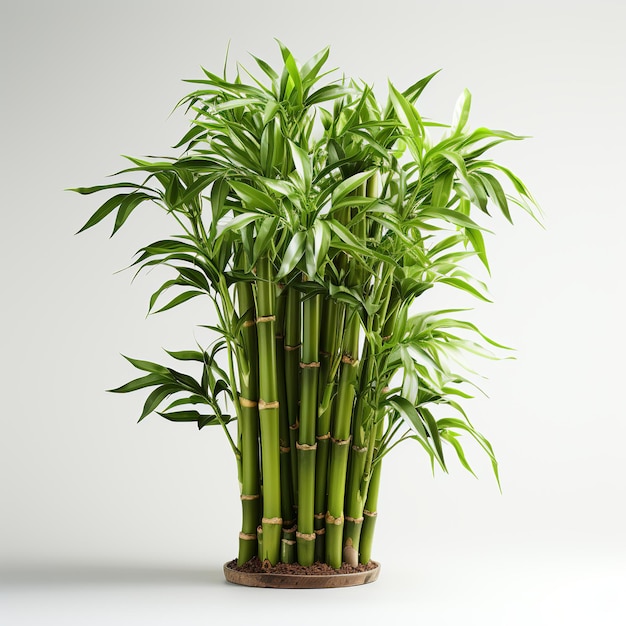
[255,255,282,565]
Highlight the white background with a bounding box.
[1,0,625,623]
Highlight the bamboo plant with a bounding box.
[73,43,538,569]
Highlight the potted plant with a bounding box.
[72,43,538,588]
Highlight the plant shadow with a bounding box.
[0,563,226,588]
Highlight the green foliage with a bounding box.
[73,42,538,565]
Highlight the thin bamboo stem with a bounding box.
[284,287,301,507]
[235,281,261,565]
[296,289,321,566]
[313,299,343,562]
[255,255,281,565]
[325,311,360,568]
[359,420,384,564]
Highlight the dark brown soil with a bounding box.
[227,556,378,576]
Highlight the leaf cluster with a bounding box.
[72,42,540,483]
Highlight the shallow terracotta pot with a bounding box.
[223,560,380,589]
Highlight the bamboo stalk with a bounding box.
[281,525,297,563]
[325,312,360,568]
[314,299,343,561]
[235,281,261,565]
[255,255,282,565]
[359,418,385,563]
[284,287,301,509]
[276,286,295,531]
[296,289,321,566]
[357,292,399,564]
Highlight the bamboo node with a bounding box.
[331,435,352,446]
[284,343,301,352]
[258,399,279,410]
[344,515,364,524]
[296,531,316,541]
[242,319,256,328]
[281,539,296,546]
[382,334,392,343]
[325,512,344,525]
[315,528,326,536]
[262,517,283,526]
[275,333,284,340]
[256,315,276,323]
[364,509,378,518]
[289,419,300,430]
[313,512,325,520]
[351,444,368,453]
[238,396,258,408]
[240,493,260,501]
[316,432,331,441]
[341,353,358,365]
[299,361,321,369]
[279,445,291,453]
[295,441,317,451]
[239,532,257,541]
[319,350,331,357]
[283,524,297,533]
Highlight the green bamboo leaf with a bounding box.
[177,174,216,207]
[300,46,330,87]
[153,290,204,314]
[434,319,510,349]
[305,85,348,106]
[386,395,428,440]
[164,349,205,362]
[276,230,306,279]
[166,368,204,394]
[277,40,303,103]
[148,279,180,313]
[420,407,446,469]
[139,384,180,421]
[163,395,209,411]
[305,221,330,277]
[261,178,296,198]
[419,207,492,232]
[157,409,202,423]
[289,141,312,191]
[108,373,167,394]
[430,170,454,208]
[212,97,264,113]
[70,183,149,196]
[175,266,212,292]
[251,216,278,267]
[437,417,500,488]
[465,227,490,272]
[112,193,153,236]
[331,170,374,205]
[210,178,229,223]
[402,69,441,103]
[439,276,492,302]
[122,356,171,375]
[478,171,512,223]
[251,55,279,81]
[217,211,263,238]
[388,82,424,142]
[76,194,126,233]
[262,98,280,127]
[441,430,477,476]
[229,181,277,213]
[199,413,233,429]
[451,88,472,135]
[172,123,206,149]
